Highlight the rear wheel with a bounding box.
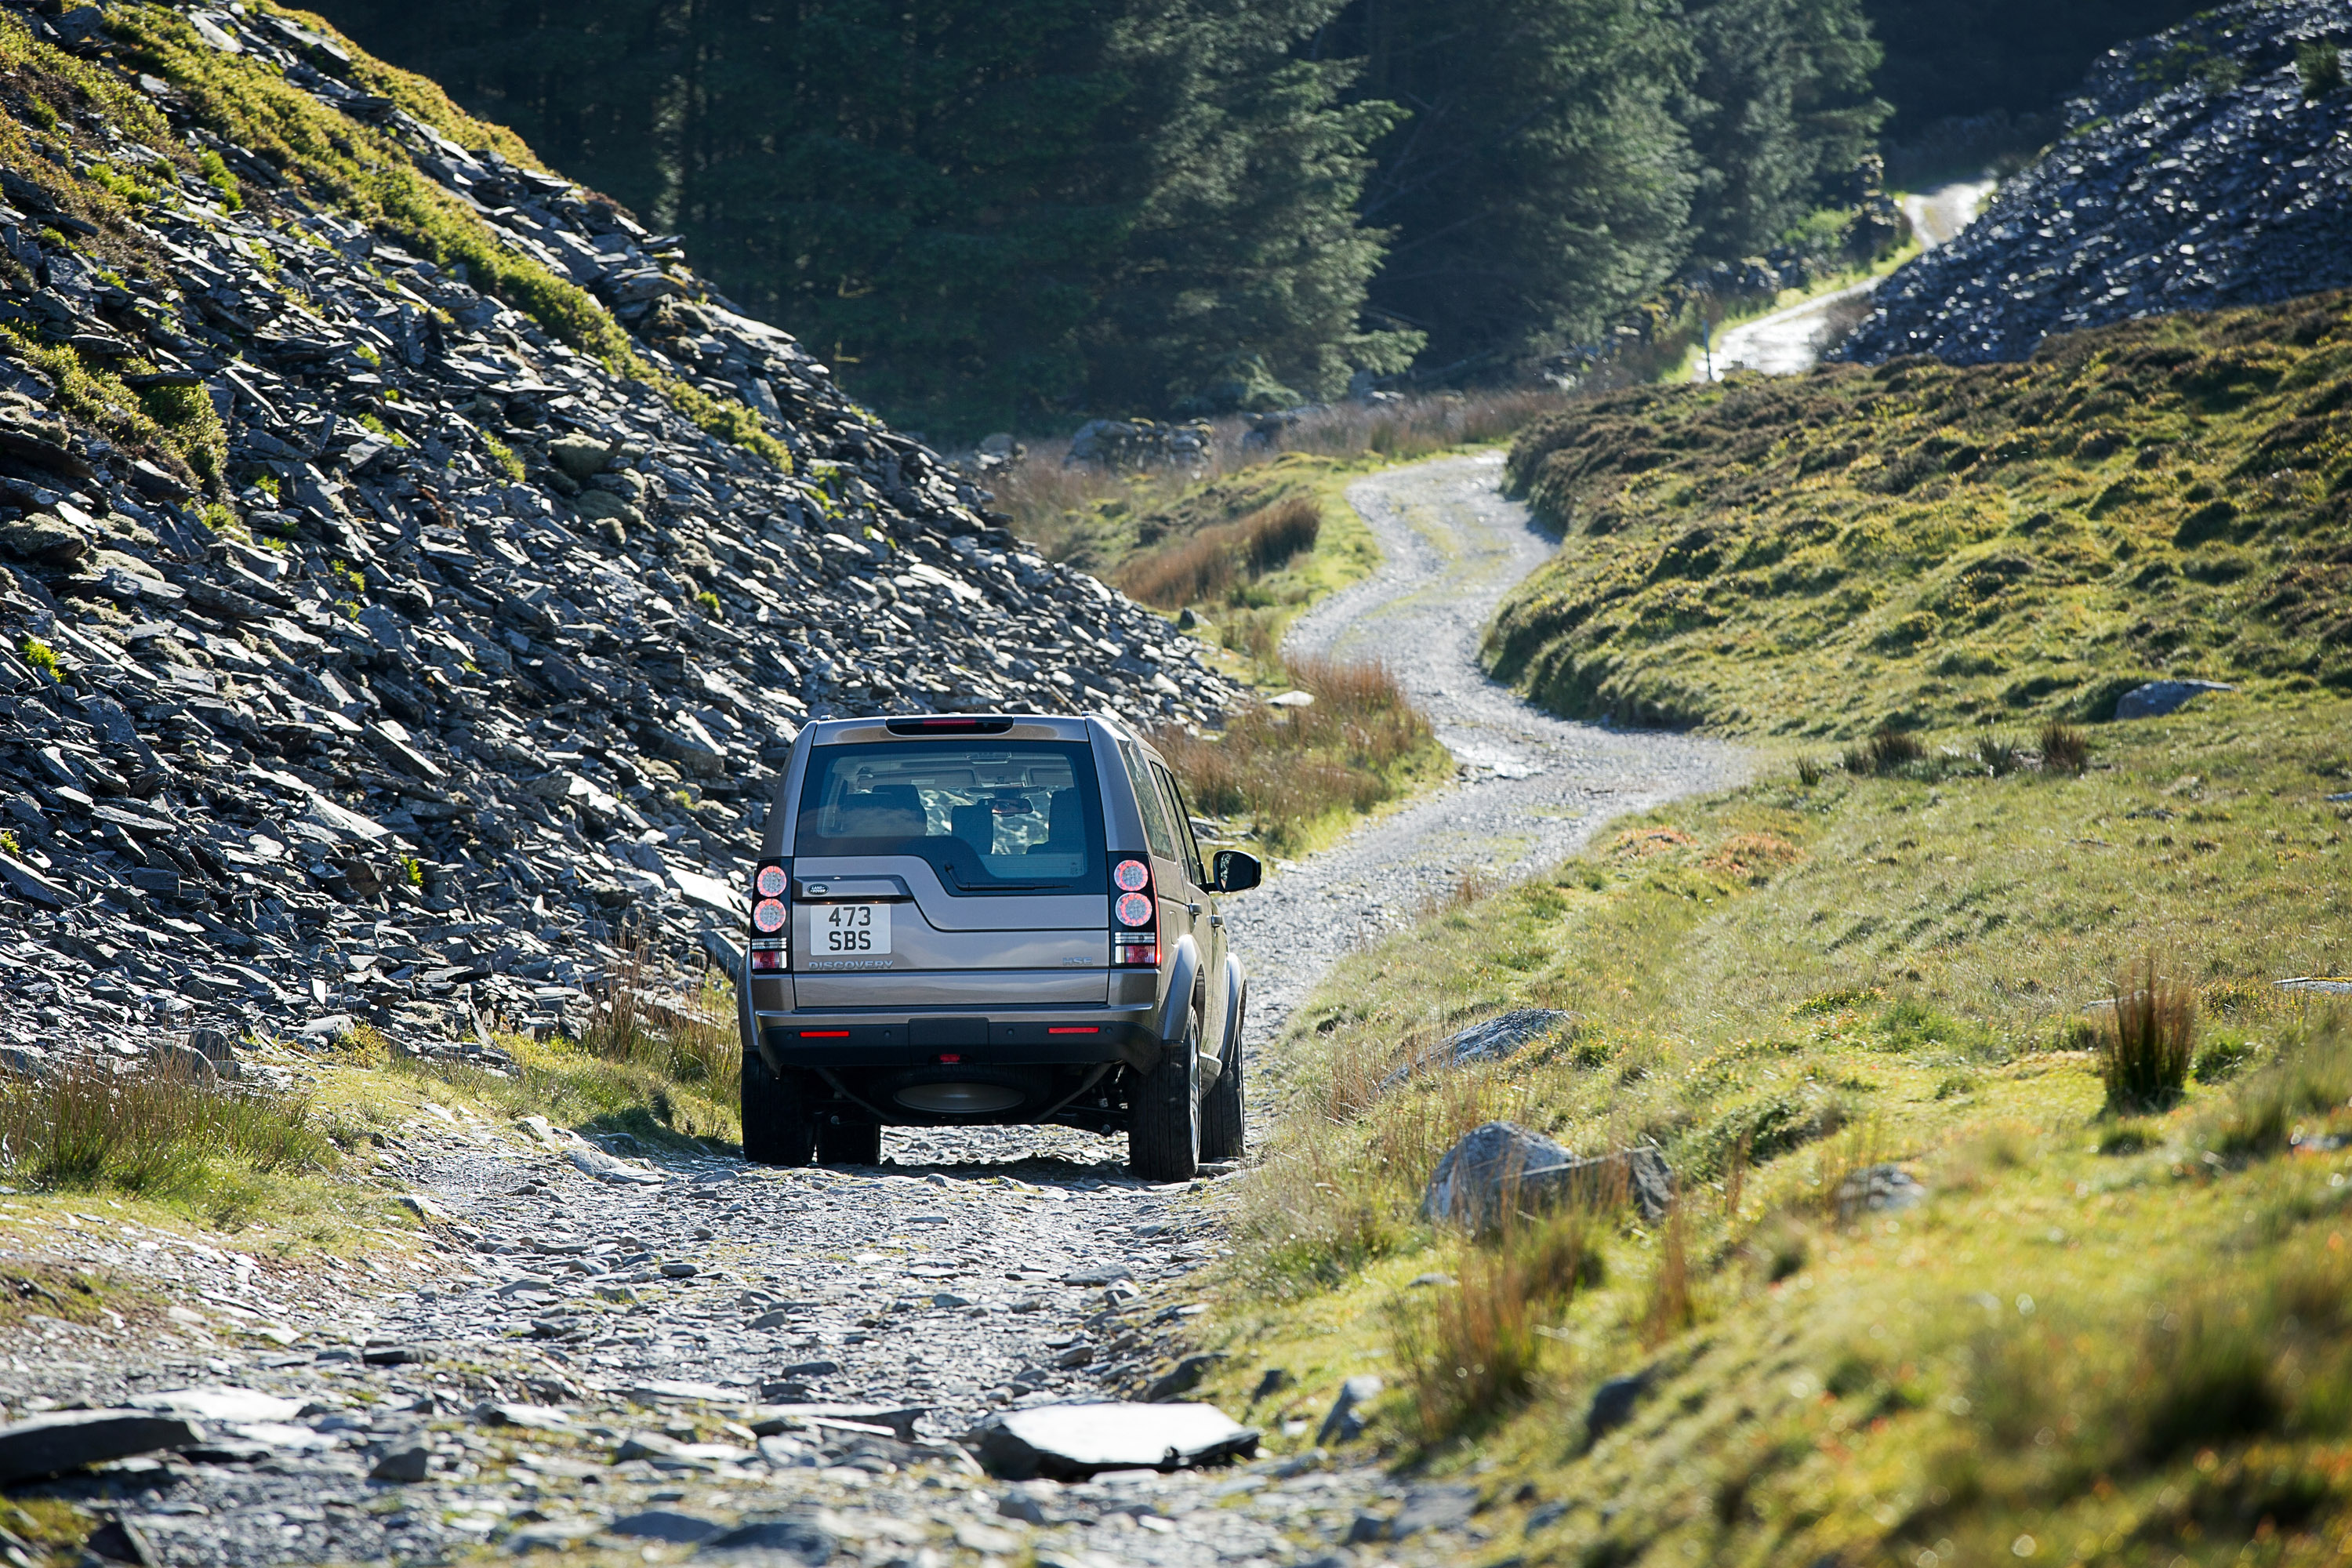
[816,1116,884,1166]
[740,1047,814,1167]
[1201,989,1247,1161]
[1129,1007,1202,1182]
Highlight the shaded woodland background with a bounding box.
[310,0,2203,436]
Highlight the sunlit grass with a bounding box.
[1189,693,2352,1566]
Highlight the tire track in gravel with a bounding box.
[1225,449,1748,1046]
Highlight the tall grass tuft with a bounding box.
[1845,727,1926,776]
[1154,655,1439,854]
[1390,1211,1602,1441]
[1116,496,1322,610]
[2038,720,2090,775]
[1976,733,2023,775]
[0,1059,332,1202]
[582,945,742,1096]
[1639,1205,1694,1347]
[2101,954,2195,1112]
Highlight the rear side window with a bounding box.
[794,741,1103,893]
[1123,742,1179,861]
[1152,762,1207,885]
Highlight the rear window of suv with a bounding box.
[793,741,1104,893]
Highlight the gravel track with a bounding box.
[1232,451,1745,1040]
[0,454,1740,1566]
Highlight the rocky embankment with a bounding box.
[1840,0,2352,365]
[0,0,1239,1073]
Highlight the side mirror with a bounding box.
[1212,849,1261,894]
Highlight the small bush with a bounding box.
[1845,727,1924,775]
[1116,495,1322,608]
[2298,40,2343,99]
[1795,757,1824,787]
[2097,1120,2155,1155]
[2100,954,2195,1111]
[1976,733,2022,775]
[1155,654,1439,854]
[20,639,60,681]
[2193,1030,2256,1083]
[2038,720,2090,774]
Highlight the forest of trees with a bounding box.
[310,0,2181,435]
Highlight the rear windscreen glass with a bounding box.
[793,742,1103,893]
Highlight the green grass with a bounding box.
[1490,290,2352,735]
[1155,654,1450,857]
[1192,691,2352,1567]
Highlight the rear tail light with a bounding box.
[1112,857,1157,967]
[750,857,789,971]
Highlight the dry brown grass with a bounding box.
[2039,719,2092,775]
[2102,953,2196,1112]
[581,945,741,1101]
[993,387,1565,555]
[1115,495,1322,609]
[1154,654,1441,855]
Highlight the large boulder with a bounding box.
[1421,1120,1672,1229]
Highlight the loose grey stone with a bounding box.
[1421,1121,1673,1229]
[1316,1376,1383,1446]
[0,1410,203,1485]
[2114,680,2234,721]
[975,1402,1259,1481]
[610,1511,728,1544]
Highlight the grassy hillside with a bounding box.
[1489,293,2352,736]
[1192,689,2352,1567]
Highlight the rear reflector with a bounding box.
[1047,1026,1099,1035]
[799,1029,850,1039]
[938,1054,963,1063]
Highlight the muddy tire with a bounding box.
[741,1047,814,1167]
[1129,1007,1202,1182]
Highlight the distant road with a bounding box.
[1697,177,1997,381]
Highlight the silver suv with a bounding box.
[737,713,1261,1180]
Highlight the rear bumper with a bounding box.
[757,1006,1160,1070]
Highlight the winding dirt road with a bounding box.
[1699,177,1997,381]
[1226,452,1746,1041]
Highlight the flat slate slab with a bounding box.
[0,1410,204,1485]
[975,1401,1258,1481]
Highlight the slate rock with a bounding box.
[610,1511,727,1544]
[1584,1370,1655,1445]
[1835,1163,1926,1217]
[1383,1008,1575,1087]
[0,1410,203,1484]
[1315,1374,1383,1446]
[1391,1484,1481,1539]
[1060,1264,1134,1287]
[973,1402,1258,1481]
[1421,1121,1675,1229]
[370,1440,431,1483]
[699,1516,835,1563]
[2114,680,2234,721]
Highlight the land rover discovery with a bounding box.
[735,713,1261,1181]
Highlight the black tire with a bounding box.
[1201,987,1247,1162]
[1129,1007,1202,1182]
[816,1116,884,1166]
[740,1047,814,1167]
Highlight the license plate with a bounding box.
[815,902,891,956]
